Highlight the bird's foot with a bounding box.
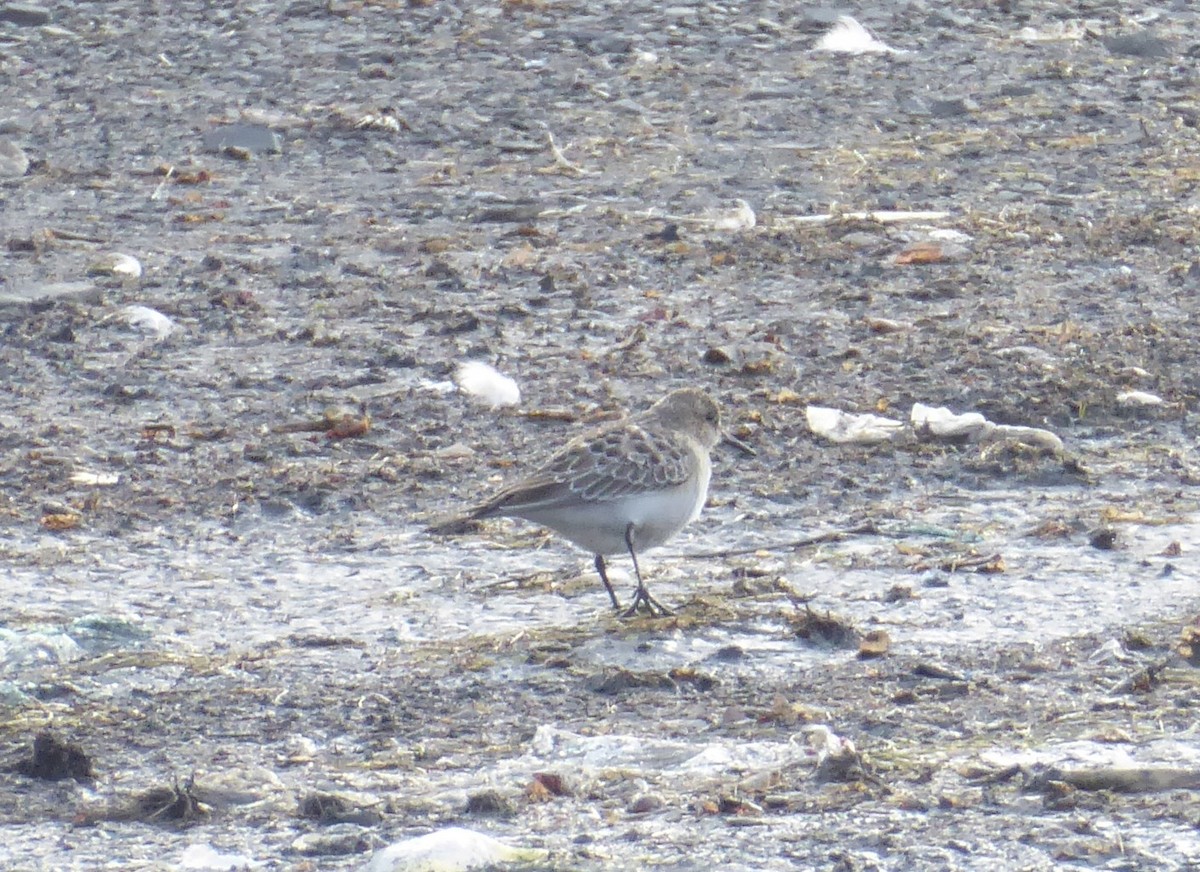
[621,585,674,618]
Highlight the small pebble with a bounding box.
[1103,33,1171,59]
[0,139,29,178]
[629,793,665,814]
[201,123,282,155]
[291,825,373,857]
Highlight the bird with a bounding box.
[463,388,726,617]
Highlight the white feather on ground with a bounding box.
[813,16,907,55]
[1116,390,1163,407]
[88,252,143,279]
[454,361,521,408]
[121,305,177,341]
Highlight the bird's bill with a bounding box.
[720,431,756,456]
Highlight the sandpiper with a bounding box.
[466,388,725,616]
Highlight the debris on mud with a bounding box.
[15,733,94,784]
[77,778,213,828]
[300,791,385,826]
[790,607,860,650]
[858,629,891,659]
[464,789,515,818]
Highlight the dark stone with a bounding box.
[0,4,51,26]
[930,98,972,118]
[1000,84,1036,98]
[465,789,515,816]
[1104,33,1171,59]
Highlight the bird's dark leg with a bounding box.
[622,523,673,618]
[594,554,622,611]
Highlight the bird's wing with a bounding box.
[472,423,694,517]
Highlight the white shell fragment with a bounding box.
[803,724,858,764]
[631,49,660,69]
[926,228,974,244]
[421,379,458,396]
[1116,390,1164,407]
[1088,638,1135,665]
[813,16,907,56]
[88,252,143,279]
[178,843,264,871]
[806,405,904,444]
[358,827,546,872]
[911,403,992,440]
[121,305,178,341]
[709,199,756,232]
[356,112,404,133]
[662,199,756,232]
[455,361,521,409]
[0,138,30,179]
[1016,21,1087,44]
[68,470,120,486]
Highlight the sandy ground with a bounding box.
[2,1,1200,869]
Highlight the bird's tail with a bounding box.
[425,501,494,535]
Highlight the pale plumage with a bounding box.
[469,388,722,616]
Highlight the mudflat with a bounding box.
[2,2,1198,869]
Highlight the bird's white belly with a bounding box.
[518,464,711,556]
